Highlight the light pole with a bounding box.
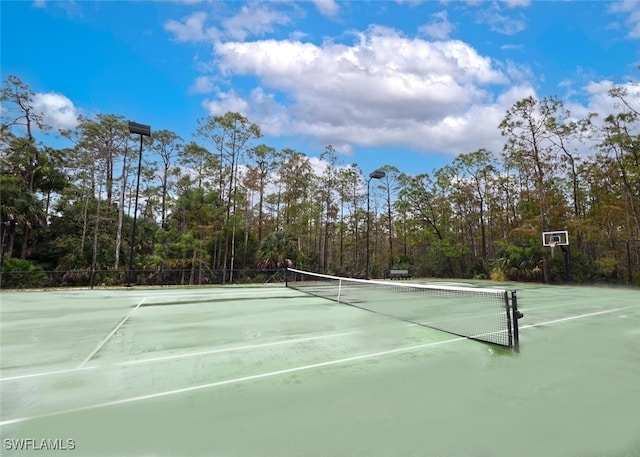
[126,121,151,287]
[0,221,10,288]
[366,169,385,279]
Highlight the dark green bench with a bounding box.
[389,269,411,279]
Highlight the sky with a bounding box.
[2,0,640,176]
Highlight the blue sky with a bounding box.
[2,0,639,175]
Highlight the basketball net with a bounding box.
[549,241,557,257]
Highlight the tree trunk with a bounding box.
[114,152,128,269]
[20,223,30,259]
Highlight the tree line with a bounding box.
[1,74,639,288]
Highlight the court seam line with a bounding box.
[0,329,372,382]
[2,305,637,425]
[75,297,147,369]
[0,336,468,426]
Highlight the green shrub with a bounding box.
[1,258,48,289]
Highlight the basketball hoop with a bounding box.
[542,230,571,282]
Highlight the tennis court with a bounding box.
[1,278,639,457]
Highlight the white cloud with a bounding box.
[288,30,308,41]
[291,84,535,156]
[568,80,640,122]
[419,11,455,40]
[165,5,291,43]
[501,59,535,84]
[207,27,516,155]
[33,0,82,18]
[223,4,291,41]
[202,89,250,116]
[331,142,355,156]
[476,8,527,35]
[202,87,289,136]
[501,0,530,8]
[32,92,79,130]
[395,0,424,6]
[164,11,220,42]
[462,0,530,7]
[500,43,523,51]
[196,25,639,159]
[610,0,640,39]
[190,76,217,94]
[312,0,340,17]
[554,80,640,158]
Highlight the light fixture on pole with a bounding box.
[366,169,385,280]
[126,121,151,287]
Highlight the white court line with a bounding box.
[117,330,362,366]
[75,297,148,369]
[0,366,97,382]
[518,305,638,330]
[0,330,365,382]
[0,336,468,426]
[1,306,637,425]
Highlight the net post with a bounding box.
[504,291,513,349]
[284,268,290,287]
[511,290,522,353]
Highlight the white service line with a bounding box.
[117,330,362,365]
[0,330,364,382]
[0,366,97,382]
[518,305,637,330]
[75,297,148,369]
[0,335,468,426]
[1,306,636,425]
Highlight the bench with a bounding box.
[388,269,411,279]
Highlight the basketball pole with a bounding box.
[543,231,570,284]
[560,245,570,283]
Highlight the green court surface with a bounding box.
[1,281,639,457]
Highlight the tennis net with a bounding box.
[286,268,521,351]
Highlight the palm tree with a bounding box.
[256,231,297,269]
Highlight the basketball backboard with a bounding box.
[542,230,569,246]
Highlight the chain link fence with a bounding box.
[1,240,639,289]
[0,268,285,289]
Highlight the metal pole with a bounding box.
[562,245,570,283]
[626,240,632,283]
[127,135,144,287]
[0,221,10,288]
[366,178,371,280]
[511,290,522,353]
[365,169,385,280]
